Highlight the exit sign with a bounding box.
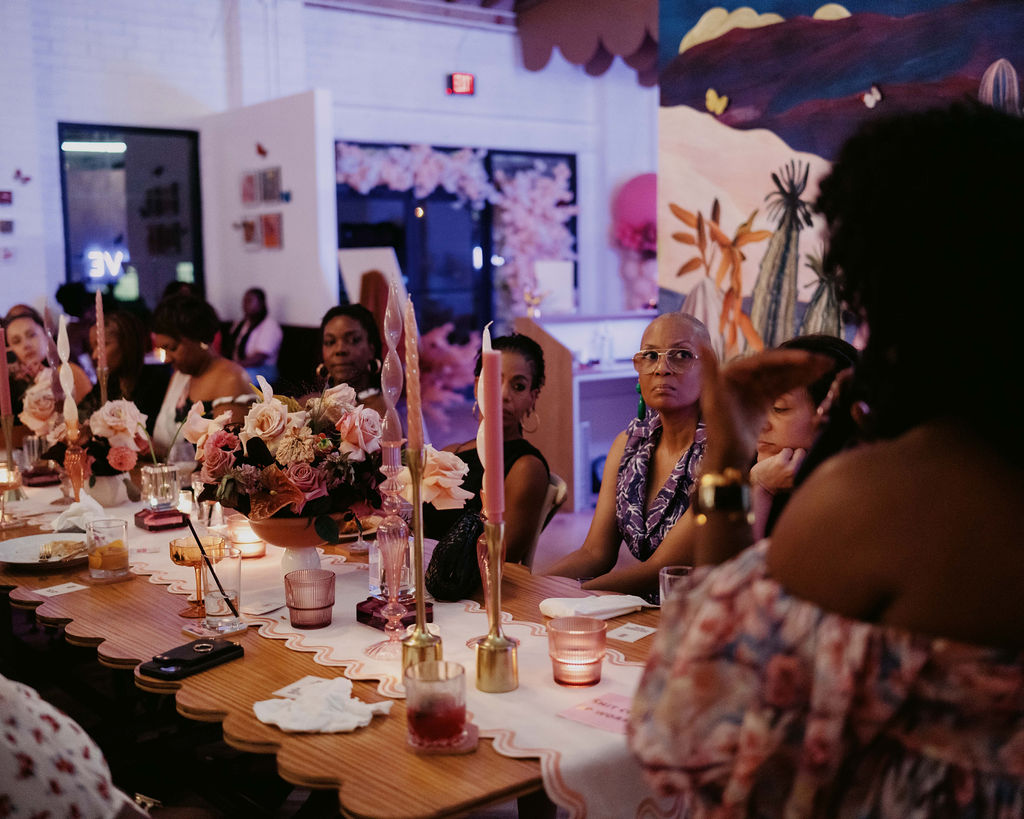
[447,73,475,95]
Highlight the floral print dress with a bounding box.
[615,414,706,562]
[628,541,1024,818]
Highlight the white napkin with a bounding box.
[46,492,105,532]
[539,595,650,620]
[253,678,392,732]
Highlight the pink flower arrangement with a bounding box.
[191,377,383,531]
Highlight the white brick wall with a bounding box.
[0,0,655,317]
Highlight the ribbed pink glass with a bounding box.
[284,569,336,629]
[547,616,607,686]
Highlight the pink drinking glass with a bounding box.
[547,616,607,686]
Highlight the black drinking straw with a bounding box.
[186,518,239,619]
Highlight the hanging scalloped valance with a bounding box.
[515,0,658,87]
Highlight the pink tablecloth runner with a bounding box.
[13,486,678,818]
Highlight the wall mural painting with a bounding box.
[658,0,1024,359]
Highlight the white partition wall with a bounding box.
[197,89,338,327]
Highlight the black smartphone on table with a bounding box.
[138,638,243,680]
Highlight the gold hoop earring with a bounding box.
[521,409,540,434]
[199,342,209,351]
[315,363,328,380]
[368,358,381,375]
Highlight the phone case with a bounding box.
[138,638,243,680]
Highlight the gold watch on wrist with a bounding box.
[693,468,753,526]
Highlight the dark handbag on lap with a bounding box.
[424,510,484,601]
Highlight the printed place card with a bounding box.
[557,692,633,735]
[273,676,334,699]
[35,582,89,597]
[607,622,656,643]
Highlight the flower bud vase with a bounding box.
[63,443,88,503]
[365,439,409,659]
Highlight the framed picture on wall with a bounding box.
[242,216,261,250]
[260,167,281,203]
[241,172,259,205]
[261,213,282,249]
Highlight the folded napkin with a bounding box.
[253,678,392,732]
[539,595,650,620]
[46,493,105,532]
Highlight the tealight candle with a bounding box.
[229,518,266,559]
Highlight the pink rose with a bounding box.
[285,462,328,512]
[335,406,382,462]
[200,445,235,484]
[106,446,138,473]
[182,401,231,453]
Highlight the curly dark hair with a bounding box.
[473,333,546,392]
[815,102,1024,454]
[152,293,221,344]
[778,334,857,408]
[102,311,150,379]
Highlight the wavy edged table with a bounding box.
[4,536,658,819]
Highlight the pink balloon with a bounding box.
[612,173,656,228]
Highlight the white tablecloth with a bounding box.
[9,486,675,818]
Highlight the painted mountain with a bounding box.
[660,0,1024,159]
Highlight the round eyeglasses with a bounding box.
[632,348,700,374]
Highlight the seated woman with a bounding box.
[150,294,254,461]
[228,287,282,386]
[749,333,857,538]
[4,305,91,441]
[82,310,171,433]
[545,312,709,595]
[629,104,1024,817]
[314,304,386,416]
[422,333,550,565]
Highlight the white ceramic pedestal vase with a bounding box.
[87,474,129,508]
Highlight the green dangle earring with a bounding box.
[636,380,646,420]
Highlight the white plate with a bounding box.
[0,533,89,568]
[338,525,377,542]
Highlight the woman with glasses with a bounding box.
[545,312,709,596]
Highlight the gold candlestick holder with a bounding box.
[475,519,518,692]
[402,447,442,670]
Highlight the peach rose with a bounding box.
[335,406,382,462]
[398,445,473,510]
[88,399,148,449]
[240,377,306,457]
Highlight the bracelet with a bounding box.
[693,468,753,526]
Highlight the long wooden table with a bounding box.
[1,513,658,818]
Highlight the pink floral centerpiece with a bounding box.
[190,377,384,545]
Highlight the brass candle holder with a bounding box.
[401,447,442,670]
[475,519,519,693]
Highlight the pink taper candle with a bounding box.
[0,328,12,416]
[94,290,107,375]
[403,299,424,450]
[479,325,504,522]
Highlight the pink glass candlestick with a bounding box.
[403,299,423,451]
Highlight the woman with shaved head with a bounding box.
[545,312,711,596]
